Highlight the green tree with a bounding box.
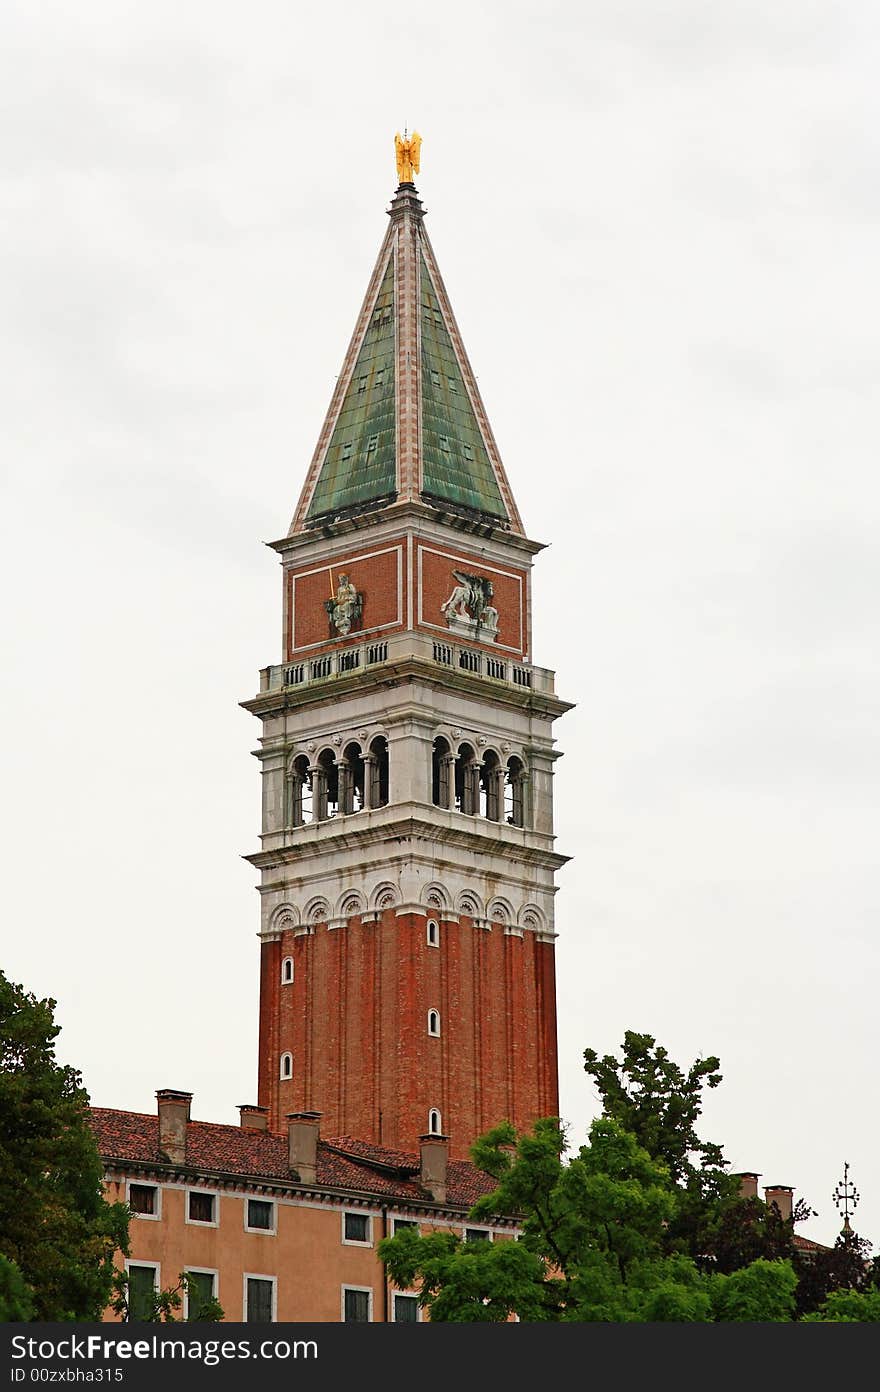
[803,1287,880,1322]
[0,969,130,1319]
[710,1259,798,1322]
[0,1254,35,1321]
[110,1270,225,1323]
[795,1230,876,1317]
[380,1115,797,1322]
[582,1032,819,1272]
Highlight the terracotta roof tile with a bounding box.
[89,1108,501,1211]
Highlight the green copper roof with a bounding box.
[419,255,508,521]
[305,259,397,522]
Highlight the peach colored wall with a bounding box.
[105,1178,495,1322]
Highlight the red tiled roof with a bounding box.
[88,1108,501,1211]
[793,1233,830,1254]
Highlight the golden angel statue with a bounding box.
[394,130,422,184]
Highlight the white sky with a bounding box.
[1,0,877,1252]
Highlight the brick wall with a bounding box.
[258,912,559,1158]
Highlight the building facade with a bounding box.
[92,162,570,1320]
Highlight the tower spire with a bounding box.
[288,141,524,535]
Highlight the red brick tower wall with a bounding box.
[257,912,559,1157]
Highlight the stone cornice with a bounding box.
[268,501,546,560]
[244,807,570,873]
[101,1158,517,1224]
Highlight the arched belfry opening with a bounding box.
[505,756,527,828]
[314,749,339,821]
[340,741,366,815]
[479,750,502,821]
[432,736,453,808]
[287,753,312,827]
[454,743,479,816]
[368,735,389,809]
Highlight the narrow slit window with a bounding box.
[428,1109,442,1135]
[280,1052,292,1080]
[427,1009,440,1037]
[426,919,439,948]
[281,957,293,985]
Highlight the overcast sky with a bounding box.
[2,0,877,1252]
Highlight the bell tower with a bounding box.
[243,161,571,1160]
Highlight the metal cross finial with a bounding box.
[832,1161,860,1234]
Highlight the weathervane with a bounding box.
[394,128,422,185]
[832,1161,860,1238]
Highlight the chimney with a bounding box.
[764,1185,794,1222]
[156,1089,192,1165]
[419,1134,448,1204]
[734,1172,760,1200]
[238,1104,269,1132]
[288,1112,321,1184]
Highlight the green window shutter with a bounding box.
[127,1266,156,1320]
[186,1271,215,1320]
[246,1277,273,1323]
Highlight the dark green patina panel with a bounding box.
[419,255,508,522]
[306,259,397,522]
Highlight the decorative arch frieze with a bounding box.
[268,903,300,937]
[518,903,546,933]
[303,896,331,926]
[369,881,400,912]
[487,896,514,925]
[456,889,484,920]
[336,889,367,919]
[420,882,452,914]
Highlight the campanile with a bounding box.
[243,151,571,1159]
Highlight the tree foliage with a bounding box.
[803,1287,880,1322]
[110,1270,225,1323]
[0,969,130,1320]
[381,1033,878,1322]
[380,1116,798,1322]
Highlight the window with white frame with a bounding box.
[393,1293,420,1322]
[281,957,293,984]
[342,1286,372,1322]
[245,1199,275,1233]
[426,919,439,947]
[393,1217,418,1235]
[187,1190,217,1226]
[465,1227,493,1243]
[244,1274,275,1323]
[342,1211,371,1245]
[427,1009,440,1037]
[428,1109,441,1135]
[127,1182,160,1219]
[279,1052,292,1080]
